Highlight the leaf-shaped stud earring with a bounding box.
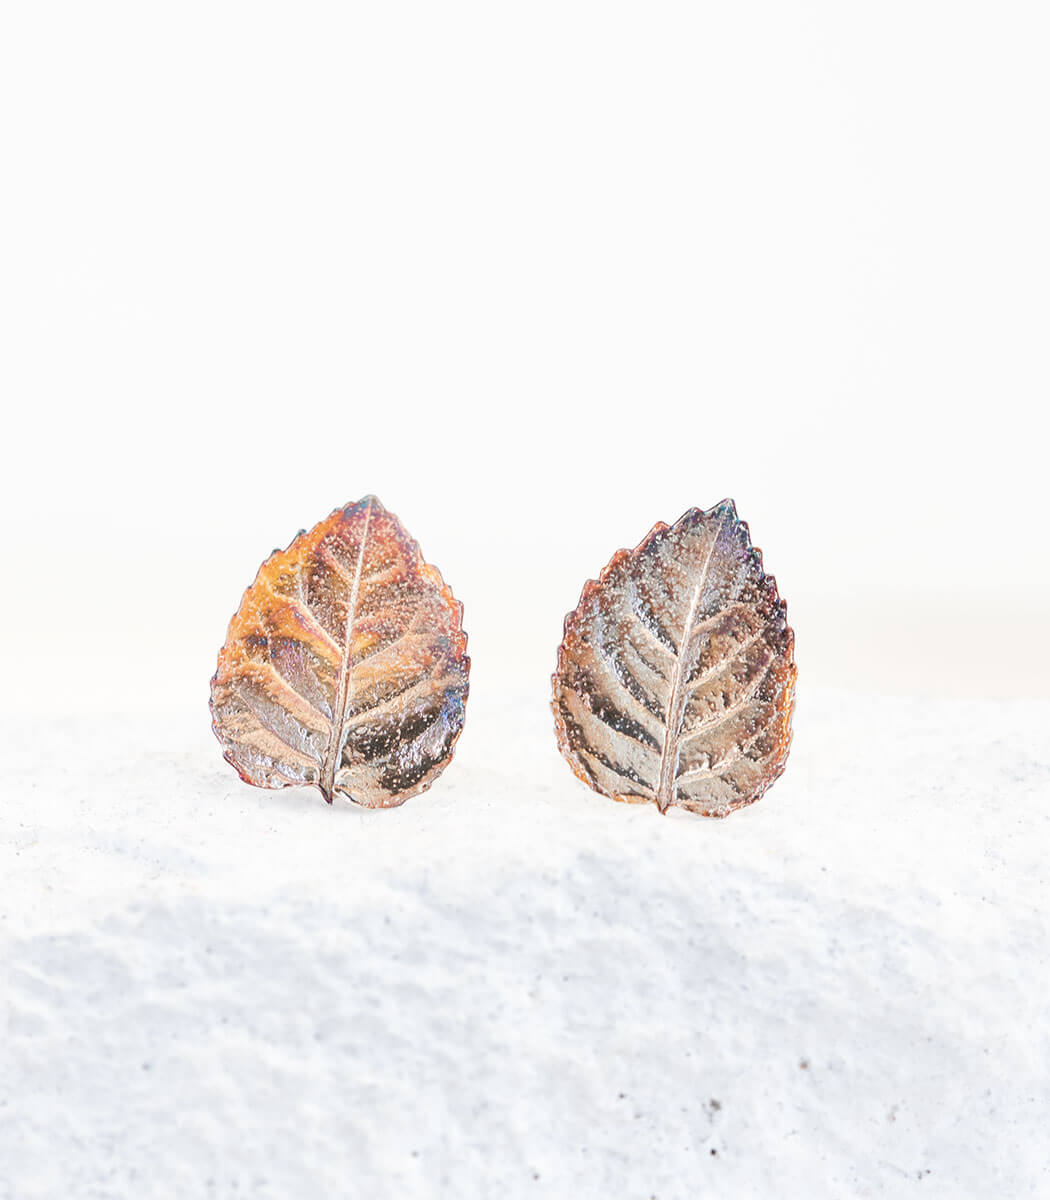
[552,500,796,818]
[210,496,470,807]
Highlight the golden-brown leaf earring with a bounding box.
[210,495,469,807]
[552,500,796,818]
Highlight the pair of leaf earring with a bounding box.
[210,495,796,818]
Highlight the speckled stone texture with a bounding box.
[1,689,1047,1198]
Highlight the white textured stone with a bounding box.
[1,688,1047,1198]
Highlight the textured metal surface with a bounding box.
[553,500,796,817]
[211,496,469,807]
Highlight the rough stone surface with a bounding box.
[1,688,1047,1198]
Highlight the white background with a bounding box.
[2,0,1048,714]
[2,4,1049,1198]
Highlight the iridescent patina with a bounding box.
[553,500,796,817]
[211,496,469,807]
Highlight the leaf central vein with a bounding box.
[321,499,374,800]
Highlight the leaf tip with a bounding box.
[346,493,386,515]
[671,499,739,536]
[709,497,738,521]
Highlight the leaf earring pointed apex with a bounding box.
[551,500,796,818]
[210,496,470,808]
